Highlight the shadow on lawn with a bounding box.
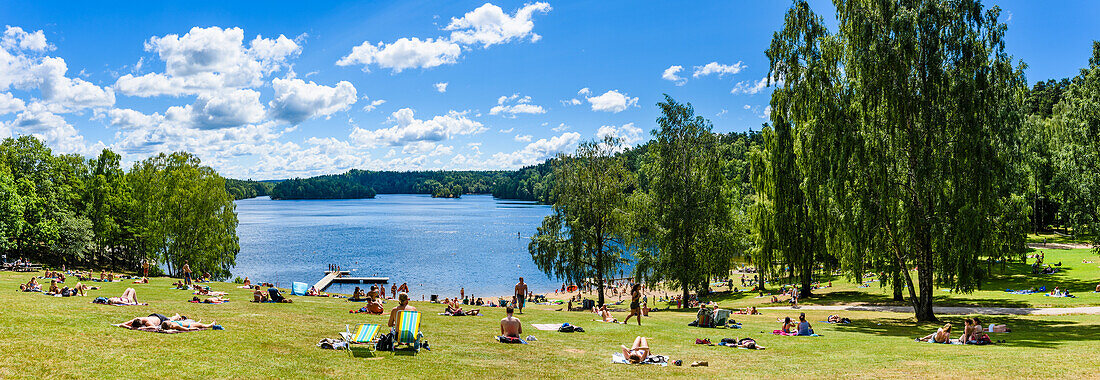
[831,316,1100,349]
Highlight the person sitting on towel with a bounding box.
[499,307,522,339]
[797,313,814,336]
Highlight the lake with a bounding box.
[232,194,556,299]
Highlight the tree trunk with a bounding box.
[892,267,904,301]
[595,252,605,307]
[913,207,937,322]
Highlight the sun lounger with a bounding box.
[340,324,381,347]
[395,310,423,352]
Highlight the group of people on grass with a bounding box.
[917,318,1009,344]
[774,313,815,336]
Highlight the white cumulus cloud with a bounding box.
[662,65,686,85]
[490,93,545,117]
[268,78,357,124]
[434,82,448,93]
[586,90,637,113]
[336,37,461,73]
[349,108,485,147]
[445,2,552,48]
[693,61,745,78]
[491,132,580,167]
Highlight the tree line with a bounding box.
[0,136,240,278]
[268,169,525,200]
[529,0,1100,322]
[225,178,275,200]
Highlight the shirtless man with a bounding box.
[514,277,528,314]
[388,292,417,328]
[500,307,522,338]
[182,261,193,285]
[398,282,409,293]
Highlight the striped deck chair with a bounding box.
[395,310,423,352]
[340,324,381,345]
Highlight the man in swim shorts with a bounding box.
[514,277,528,314]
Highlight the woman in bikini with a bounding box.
[918,323,953,343]
[622,284,643,326]
[161,319,216,332]
[621,336,651,364]
[735,337,766,350]
[107,288,140,305]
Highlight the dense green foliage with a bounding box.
[224,178,275,200]
[529,137,635,306]
[270,169,512,200]
[0,136,240,278]
[491,160,556,203]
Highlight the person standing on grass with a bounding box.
[460,287,465,300]
[182,261,192,285]
[142,259,149,278]
[390,283,397,299]
[623,284,643,325]
[515,277,528,314]
[500,307,522,338]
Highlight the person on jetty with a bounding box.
[515,277,528,314]
[500,307,522,339]
[388,292,417,328]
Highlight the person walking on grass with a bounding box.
[515,277,528,314]
[623,284,643,325]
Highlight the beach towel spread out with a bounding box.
[193,291,228,296]
[773,330,820,337]
[291,282,308,296]
[611,353,669,366]
[190,299,229,304]
[531,323,565,331]
[439,312,482,316]
[112,324,213,334]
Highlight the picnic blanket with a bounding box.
[772,330,820,337]
[439,312,482,316]
[611,353,669,366]
[193,291,227,296]
[190,299,229,304]
[532,323,564,331]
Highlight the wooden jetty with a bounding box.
[313,270,389,291]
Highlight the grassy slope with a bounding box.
[0,248,1098,379]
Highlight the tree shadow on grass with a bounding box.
[831,316,1100,349]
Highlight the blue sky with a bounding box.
[0,1,1097,179]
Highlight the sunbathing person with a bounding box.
[959,318,975,343]
[779,317,796,334]
[120,315,163,330]
[367,286,380,299]
[21,277,41,292]
[349,286,368,301]
[917,323,953,343]
[1096,282,1100,292]
[734,337,766,350]
[161,319,216,332]
[192,296,227,304]
[621,336,651,364]
[46,280,61,295]
[595,305,618,323]
[987,323,1011,333]
[500,307,522,338]
[387,292,417,328]
[242,277,251,287]
[106,288,141,305]
[365,297,385,314]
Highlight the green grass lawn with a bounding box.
[2,246,1099,379]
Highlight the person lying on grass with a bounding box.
[120,313,187,329]
[102,288,142,305]
[499,307,522,340]
[252,287,292,303]
[917,323,952,343]
[731,337,766,350]
[19,277,40,292]
[594,305,619,323]
[444,298,479,316]
[192,296,228,304]
[621,336,651,364]
[161,319,217,332]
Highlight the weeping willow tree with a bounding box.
[528,136,634,306]
[760,0,1029,321]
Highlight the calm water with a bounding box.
[232,194,555,298]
